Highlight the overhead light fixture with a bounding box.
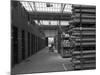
[46,3,53,7]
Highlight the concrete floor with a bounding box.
[12,47,72,74]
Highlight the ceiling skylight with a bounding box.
[20,1,72,13]
[34,20,69,26]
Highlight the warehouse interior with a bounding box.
[11,0,96,74]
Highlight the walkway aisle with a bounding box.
[12,47,72,74]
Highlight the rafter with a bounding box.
[61,4,66,13]
[28,2,34,12]
[33,2,37,12]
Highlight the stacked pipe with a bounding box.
[69,5,96,70]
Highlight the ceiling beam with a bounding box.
[39,25,68,30]
[33,2,37,12]
[28,2,34,12]
[61,4,66,13]
[30,12,71,20]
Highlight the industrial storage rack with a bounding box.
[69,5,96,70]
[60,34,72,58]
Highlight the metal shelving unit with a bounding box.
[69,5,96,70]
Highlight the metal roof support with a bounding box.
[58,4,66,34]
[33,2,37,12]
[28,2,34,12]
[61,4,66,13]
[39,20,42,25]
